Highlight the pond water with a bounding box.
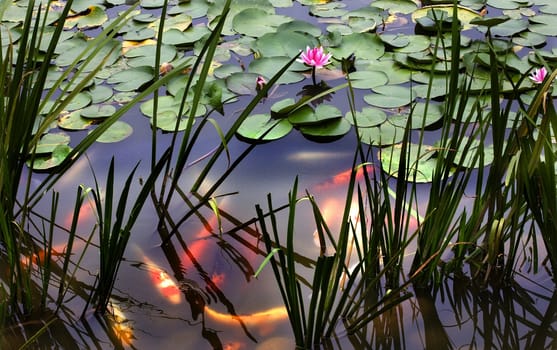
[7,0,557,349]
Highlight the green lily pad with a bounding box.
[28,145,72,171]
[310,2,348,18]
[358,122,404,146]
[87,85,114,104]
[249,56,305,84]
[412,5,482,30]
[348,70,389,89]
[150,110,193,131]
[254,31,318,57]
[124,44,177,68]
[345,107,387,127]
[328,32,385,60]
[123,27,156,41]
[226,72,262,95]
[237,114,293,141]
[299,117,351,139]
[64,6,108,29]
[140,95,189,118]
[380,143,438,183]
[364,85,416,108]
[373,0,419,14]
[106,66,154,91]
[162,26,210,46]
[450,137,495,168]
[232,8,292,37]
[58,110,95,130]
[92,121,133,143]
[64,92,93,111]
[288,104,342,126]
[33,133,71,154]
[80,104,117,119]
[389,102,443,129]
[276,20,322,37]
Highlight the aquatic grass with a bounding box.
[88,152,169,314]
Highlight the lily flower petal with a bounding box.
[529,66,547,84]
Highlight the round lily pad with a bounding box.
[345,107,387,127]
[364,85,416,108]
[237,113,293,142]
[58,110,96,130]
[28,145,72,171]
[299,118,351,139]
[92,121,133,143]
[80,104,117,119]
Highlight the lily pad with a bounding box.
[380,143,438,183]
[288,104,342,126]
[106,66,154,91]
[58,110,95,130]
[28,145,72,171]
[92,121,133,143]
[254,31,318,57]
[347,70,389,89]
[64,6,108,29]
[345,107,387,127]
[328,32,385,60]
[150,110,193,131]
[364,85,416,108]
[299,117,351,139]
[232,8,292,37]
[237,114,293,141]
[249,56,305,84]
[358,122,404,146]
[80,104,117,119]
[33,133,71,154]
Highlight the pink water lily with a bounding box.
[298,46,332,85]
[299,46,332,69]
[529,66,547,84]
[256,76,266,90]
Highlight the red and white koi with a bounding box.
[134,246,182,305]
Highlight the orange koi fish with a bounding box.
[313,164,374,191]
[134,246,182,305]
[204,305,288,334]
[108,301,134,346]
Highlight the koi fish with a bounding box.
[134,246,182,305]
[107,301,134,346]
[313,164,374,191]
[204,305,288,334]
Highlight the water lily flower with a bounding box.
[298,46,332,85]
[159,62,173,76]
[529,66,547,84]
[299,46,332,69]
[256,76,266,91]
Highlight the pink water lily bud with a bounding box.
[256,75,266,90]
[298,46,332,69]
[529,66,547,84]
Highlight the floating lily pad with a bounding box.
[93,121,133,143]
[87,85,114,104]
[288,104,342,126]
[358,122,404,146]
[106,66,154,91]
[80,104,117,119]
[64,6,108,29]
[58,110,95,130]
[232,8,292,37]
[328,32,385,60]
[225,72,262,95]
[348,70,389,89]
[254,31,317,57]
[28,145,72,171]
[64,92,93,111]
[364,85,416,108]
[34,133,71,154]
[389,102,443,129]
[249,56,305,84]
[299,117,351,140]
[346,107,387,127]
[162,26,210,46]
[310,2,348,18]
[380,143,438,183]
[140,95,189,118]
[237,114,293,141]
[124,44,177,68]
[150,110,193,131]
